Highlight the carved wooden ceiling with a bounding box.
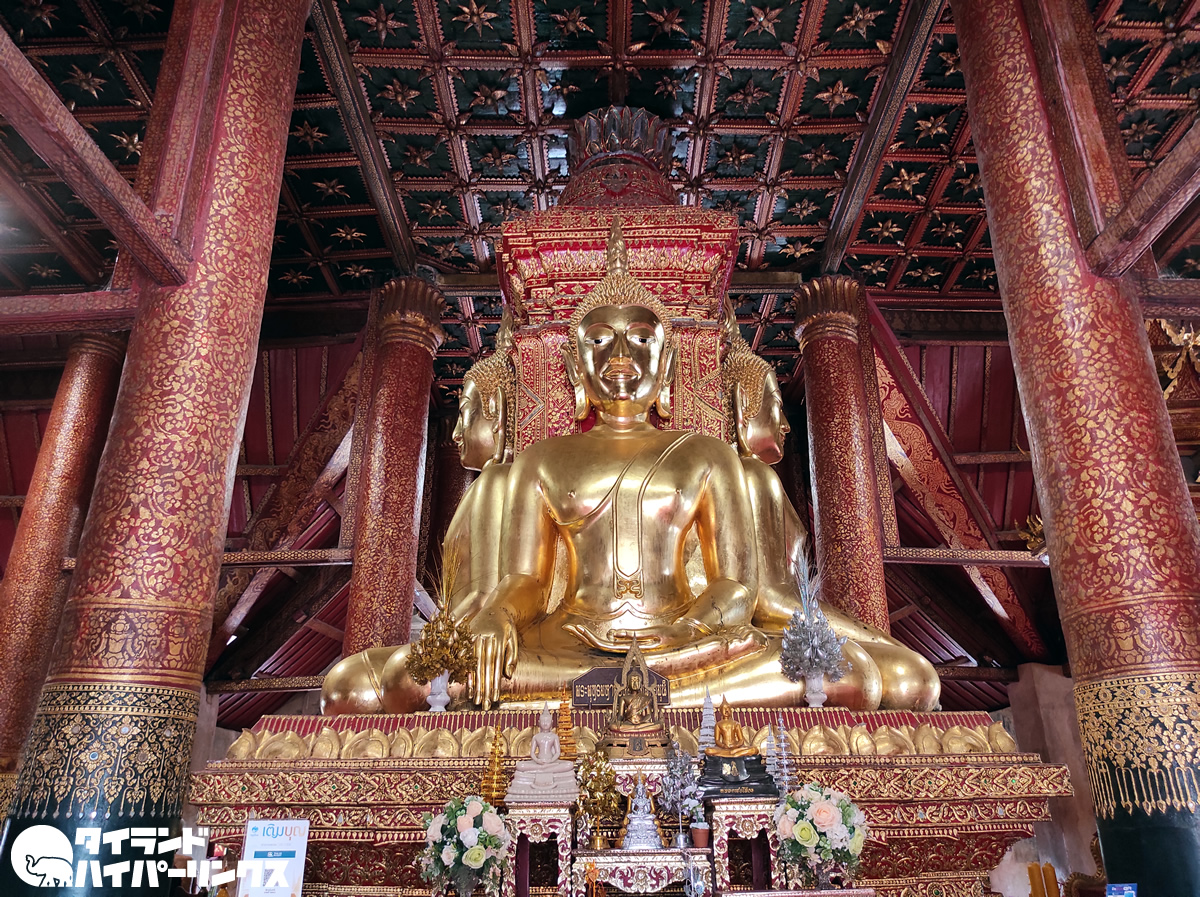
[3,0,1197,719]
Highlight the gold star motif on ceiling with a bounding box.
[866,218,903,241]
[859,258,888,277]
[886,167,926,195]
[718,143,757,169]
[1166,57,1200,85]
[646,6,688,40]
[358,4,407,44]
[280,269,312,285]
[313,178,350,200]
[470,82,509,110]
[814,80,854,114]
[332,225,367,244]
[479,145,517,170]
[799,143,835,170]
[380,79,422,110]
[454,0,500,37]
[290,121,327,150]
[837,3,885,39]
[938,50,960,76]
[954,168,981,195]
[551,7,594,37]
[29,263,59,279]
[64,65,105,98]
[113,131,142,159]
[1122,118,1159,145]
[969,267,996,285]
[118,0,160,23]
[787,197,819,219]
[929,218,964,243]
[19,0,57,29]
[778,239,815,259]
[655,74,684,98]
[404,144,436,167]
[909,264,940,283]
[1104,51,1138,82]
[744,6,783,38]
[343,264,374,279]
[915,113,948,142]
[419,198,454,221]
[727,78,770,110]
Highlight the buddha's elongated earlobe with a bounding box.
[561,345,591,421]
[654,341,678,419]
[732,381,749,455]
[488,385,508,466]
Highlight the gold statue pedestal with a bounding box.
[192,706,1071,897]
[598,729,669,760]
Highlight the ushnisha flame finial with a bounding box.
[607,217,629,277]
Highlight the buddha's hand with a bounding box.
[470,608,518,710]
[609,619,712,651]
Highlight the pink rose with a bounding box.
[482,812,505,836]
[466,800,484,818]
[777,816,794,839]
[810,801,841,832]
[457,815,475,833]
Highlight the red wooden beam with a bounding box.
[0,289,136,335]
[0,28,191,285]
[1022,0,1133,244]
[1087,120,1200,278]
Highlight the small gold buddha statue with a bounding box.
[708,696,757,758]
[600,642,670,758]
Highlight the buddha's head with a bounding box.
[453,313,514,470]
[723,308,789,464]
[563,220,677,425]
[539,703,553,732]
[718,695,733,720]
[627,670,644,692]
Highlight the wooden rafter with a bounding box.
[822,0,945,272]
[0,289,135,335]
[0,28,190,284]
[310,0,417,272]
[1087,120,1200,278]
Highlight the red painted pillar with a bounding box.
[343,278,445,655]
[0,0,307,888]
[794,275,890,634]
[0,334,124,772]
[424,417,477,585]
[954,0,1200,888]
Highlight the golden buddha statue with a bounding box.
[610,669,658,731]
[708,696,757,758]
[321,222,933,715]
[722,316,940,712]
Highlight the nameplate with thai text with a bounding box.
[571,668,670,707]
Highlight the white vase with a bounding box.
[804,672,827,708]
[427,670,451,712]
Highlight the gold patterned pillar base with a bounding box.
[794,275,890,634]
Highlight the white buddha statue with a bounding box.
[504,705,580,804]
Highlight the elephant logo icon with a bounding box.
[9,825,73,887]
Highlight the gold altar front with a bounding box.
[191,707,1070,897]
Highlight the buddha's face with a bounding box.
[628,671,643,692]
[452,380,498,471]
[574,304,670,420]
[737,370,788,464]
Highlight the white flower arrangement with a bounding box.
[421,795,511,896]
[773,784,868,884]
